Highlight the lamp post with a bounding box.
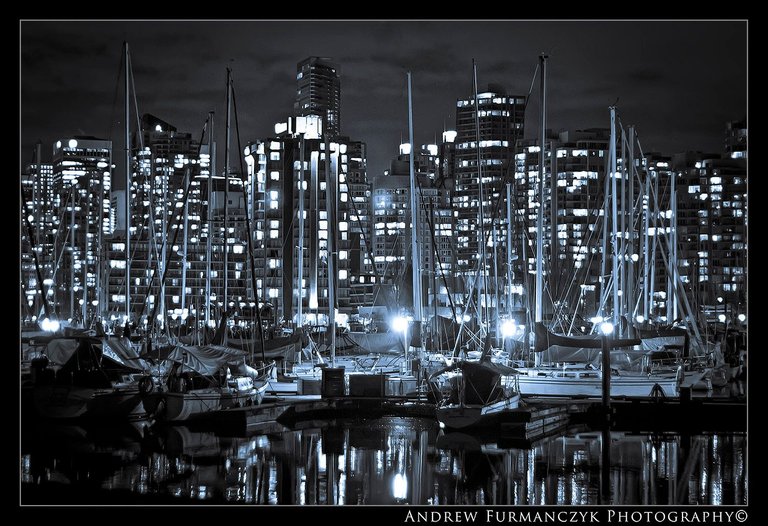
[393,315,409,373]
[599,321,615,413]
[502,319,517,357]
[599,320,614,505]
[717,296,725,340]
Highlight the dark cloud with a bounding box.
[21,20,746,176]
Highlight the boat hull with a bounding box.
[509,371,679,398]
[343,331,404,355]
[147,382,268,422]
[23,385,146,420]
[436,394,521,429]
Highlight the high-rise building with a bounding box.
[51,136,112,324]
[453,84,525,321]
[105,115,213,327]
[245,114,368,323]
[676,128,747,318]
[514,129,679,325]
[342,139,376,309]
[372,143,455,313]
[515,129,609,317]
[295,57,341,138]
[21,154,55,322]
[724,118,747,160]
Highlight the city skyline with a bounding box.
[21,20,746,177]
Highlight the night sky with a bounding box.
[21,20,746,180]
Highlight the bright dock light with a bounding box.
[41,318,60,332]
[501,319,518,338]
[392,316,409,334]
[599,321,614,336]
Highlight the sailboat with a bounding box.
[511,323,684,398]
[431,346,521,429]
[139,342,269,422]
[505,58,710,399]
[22,333,150,419]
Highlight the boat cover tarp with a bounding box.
[165,344,249,377]
[101,337,149,371]
[45,338,82,366]
[534,322,641,353]
[428,314,461,350]
[344,331,403,354]
[637,326,690,357]
[538,345,649,369]
[429,360,518,404]
[226,332,303,359]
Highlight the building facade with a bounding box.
[453,85,526,322]
[51,137,113,324]
[295,57,341,139]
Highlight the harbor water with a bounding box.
[21,416,746,505]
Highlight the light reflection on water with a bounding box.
[21,417,746,505]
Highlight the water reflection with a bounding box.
[21,417,746,505]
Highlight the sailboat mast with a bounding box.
[535,54,547,325]
[180,167,189,314]
[668,170,678,322]
[96,152,105,324]
[627,126,636,324]
[609,106,620,332]
[159,163,168,331]
[297,134,305,327]
[620,129,627,329]
[205,111,214,330]
[472,60,487,329]
[324,128,336,367]
[407,72,423,347]
[82,180,90,326]
[70,189,76,322]
[642,155,651,322]
[223,68,232,336]
[35,143,41,250]
[124,42,131,323]
[506,182,514,315]
[600,145,609,321]
[649,170,659,321]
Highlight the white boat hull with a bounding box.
[24,385,146,420]
[508,370,679,398]
[437,394,521,429]
[151,382,267,422]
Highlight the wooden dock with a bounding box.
[591,396,746,432]
[168,392,745,438]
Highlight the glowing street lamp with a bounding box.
[599,321,614,411]
[41,318,60,332]
[392,316,409,334]
[501,319,518,339]
[599,322,614,336]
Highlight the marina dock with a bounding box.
[170,390,745,439]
